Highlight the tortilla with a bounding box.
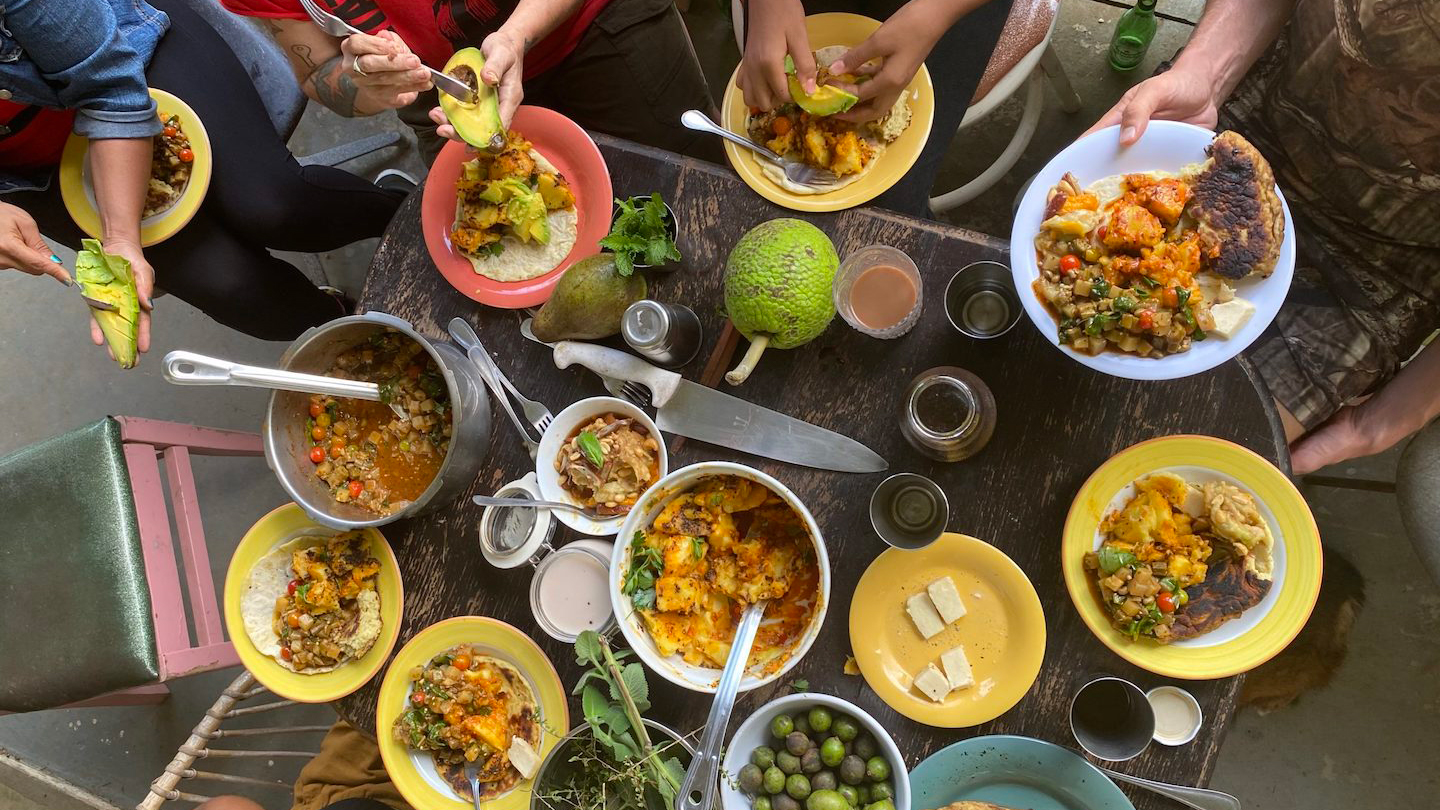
[239,535,381,674]
[434,656,542,800]
[457,148,578,282]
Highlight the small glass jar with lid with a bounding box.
[899,366,997,462]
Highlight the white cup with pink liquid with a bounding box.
[833,244,923,339]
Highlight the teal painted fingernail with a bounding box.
[50,254,60,262]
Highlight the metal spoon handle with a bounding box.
[162,350,383,400]
[678,601,766,810]
[471,495,588,515]
[1102,768,1241,810]
[680,109,783,164]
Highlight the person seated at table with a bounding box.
[193,720,403,810]
[735,0,1013,218]
[226,0,722,163]
[1085,0,1440,474]
[0,0,407,358]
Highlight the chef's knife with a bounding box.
[552,340,887,474]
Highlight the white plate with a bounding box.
[1092,466,1285,647]
[1009,122,1296,380]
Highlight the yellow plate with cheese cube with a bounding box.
[848,533,1045,727]
[376,617,569,810]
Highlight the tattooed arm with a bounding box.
[263,18,431,117]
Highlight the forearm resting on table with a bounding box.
[1171,0,1295,99]
[500,0,585,50]
[88,137,150,244]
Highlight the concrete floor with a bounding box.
[2,2,1436,809]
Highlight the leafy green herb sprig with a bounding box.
[601,194,680,277]
[622,534,664,610]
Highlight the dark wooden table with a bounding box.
[338,134,1288,809]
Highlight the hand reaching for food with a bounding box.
[1084,66,1222,146]
[827,1,944,124]
[736,0,816,111]
[0,202,70,285]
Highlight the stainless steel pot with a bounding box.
[529,718,695,809]
[263,312,491,529]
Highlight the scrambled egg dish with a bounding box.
[622,475,820,673]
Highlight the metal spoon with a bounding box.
[471,494,608,519]
[161,350,408,420]
[1100,767,1241,810]
[679,109,837,187]
[677,600,767,810]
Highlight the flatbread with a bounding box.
[434,655,543,800]
[457,148,578,282]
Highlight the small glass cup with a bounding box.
[944,260,1022,339]
[833,244,923,339]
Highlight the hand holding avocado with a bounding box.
[827,0,963,123]
[736,0,817,111]
[76,238,152,369]
[430,30,525,145]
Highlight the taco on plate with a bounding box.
[239,532,382,673]
[744,45,913,195]
[451,130,578,282]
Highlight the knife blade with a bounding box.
[552,340,887,474]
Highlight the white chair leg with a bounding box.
[1039,41,1081,114]
[929,74,1045,214]
[731,0,745,53]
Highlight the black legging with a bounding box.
[14,0,403,340]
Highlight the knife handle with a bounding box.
[552,341,681,406]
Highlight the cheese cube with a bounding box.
[912,664,951,702]
[906,593,946,640]
[940,645,975,691]
[926,577,968,624]
[1209,299,1255,339]
[508,736,541,779]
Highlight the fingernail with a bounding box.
[829,61,843,73]
[1120,126,1136,143]
[57,275,72,287]
[50,253,61,263]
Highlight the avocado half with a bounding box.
[784,52,859,116]
[439,47,503,148]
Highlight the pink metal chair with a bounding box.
[0,416,260,712]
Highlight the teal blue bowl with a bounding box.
[909,735,1134,810]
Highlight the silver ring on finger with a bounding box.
[351,56,367,77]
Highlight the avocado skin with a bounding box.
[440,47,503,148]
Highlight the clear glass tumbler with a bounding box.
[833,244,923,339]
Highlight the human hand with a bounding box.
[0,202,70,284]
[1289,405,1384,475]
[428,29,525,141]
[342,30,433,111]
[826,0,942,124]
[1084,65,1222,146]
[95,237,153,364]
[736,0,816,111]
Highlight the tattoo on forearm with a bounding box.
[292,43,317,70]
[306,54,360,117]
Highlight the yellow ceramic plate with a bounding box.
[59,88,212,246]
[222,503,402,703]
[1063,435,1322,679]
[849,533,1045,728]
[377,617,570,810]
[719,12,935,212]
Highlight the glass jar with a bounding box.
[900,366,996,462]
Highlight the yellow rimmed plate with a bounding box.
[59,88,212,246]
[222,503,402,703]
[1063,435,1322,679]
[849,533,1046,728]
[719,12,935,212]
[377,617,570,810]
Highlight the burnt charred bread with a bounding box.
[1186,130,1285,279]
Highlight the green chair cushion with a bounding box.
[0,418,158,711]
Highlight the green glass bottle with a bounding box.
[1109,0,1158,71]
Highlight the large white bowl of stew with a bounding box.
[535,396,667,536]
[264,313,491,530]
[1010,121,1295,380]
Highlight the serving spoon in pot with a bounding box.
[162,350,409,420]
[678,599,768,810]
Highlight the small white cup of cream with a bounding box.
[1146,685,1203,746]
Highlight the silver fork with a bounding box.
[615,380,652,409]
[448,318,553,437]
[296,0,476,104]
[680,109,838,187]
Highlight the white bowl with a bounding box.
[721,693,910,810]
[1009,121,1296,381]
[536,396,668,536]
[610,462,830,693]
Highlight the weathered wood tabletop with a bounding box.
[338,134,1288,809]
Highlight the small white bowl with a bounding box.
[536,396,667,537]
[1145,685,1203,746]
[721,693,910,810]
[611,462,830,693]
